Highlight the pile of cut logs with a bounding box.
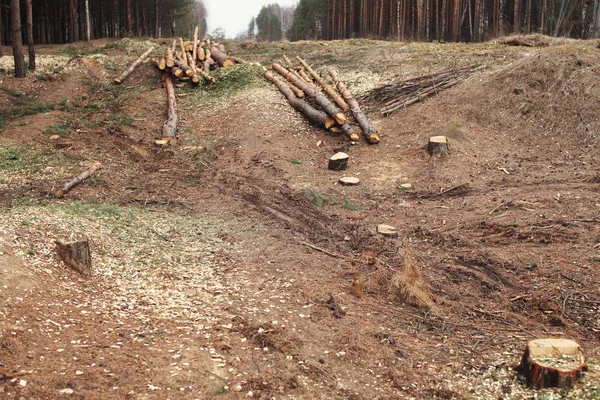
[264,56,380,145]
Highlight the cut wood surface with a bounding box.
[298,57,349,112]
[517,338,587,389]
[173,58,194,77]
[165,47,175,67]
[272,63,347,126]
[339,176,360,186]
[55,162,101,197]
[55,239,92,276]
[113,46,154,84]
[329,69,380,144]
[377,224,398,238]
[210,45,235,68]
[162,74,178,139]
[428,136,448,156]
[264,69,331,128]
[328,152,349,171]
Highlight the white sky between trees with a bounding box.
[204,0,299,38]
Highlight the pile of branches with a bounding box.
[361,64,488,116]
[264,55,380,144]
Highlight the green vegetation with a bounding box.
[342,198,362,210]
[187,65,265,105]
[302,189,326,208]
[108,113,135,126]
[0,146,57,171]
[289,158,303,165]
[43,123,70,136]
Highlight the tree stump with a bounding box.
[517,338,587,389]
[339,177,360,186]
[377,224,398,238]
[55,239,92,276]
[428,136,448,156]
[328,152,349,171]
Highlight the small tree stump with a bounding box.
[517,338,587,389]
[328,152,349,171]
[428,136,448,156]
[55,239,92,276]
[339,177,360,186]
[377,224,398,238]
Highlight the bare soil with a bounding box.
[1,36,600,399]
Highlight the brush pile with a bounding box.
[264,55,380,144]
[361,64,487,116]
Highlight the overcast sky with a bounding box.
[204,0,299,38]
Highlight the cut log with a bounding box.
[400,183,412,190]
[283,54,294,67]
[210,45,235,68]
[329,69,380,144]
[297,69,320,90]
[171,66,184,79]
[113,46,154,84]
[231,56,254,66]
[328,152,349,171]
[173,58,194,77]
[298,57,349,112]
[55,239,92,276]
[197,45,206,61]
[184,41,194,53]
[264,69,331,129]
[55,162,101,197]
[165,47,175,68]
[191,25,199,70]
[286,80,304,98]
[162,74,178,138]
[197,69,216,84]
[428,136,448,156]
[339,177,360,186]
[151,58,165,71]
[377,224,398,238]
[273,63,347,126]
[517,338,587,389]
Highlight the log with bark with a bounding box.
[55,239,92,276]
[161,73,178,140]
[113,46,154,84]
[231,56,255,66]
[174,57,194,77]
[517,338,587,389]
[55,162,101,197]
[210,45,235,68]
[298,57,349,112]
[328,152,349,171]
[191,25,199,69]
[329,69,380,144]
[272,63,347,126]
[264,69,334,129]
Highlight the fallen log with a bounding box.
[191,25,199,70]
[272,63,347,126]
[170,66,184,79]
[329,69,380,144]
[173,58,195,77]
[283,54,294,67]
[55,162,101,197]
[264,69,334,129]
[517,338,587,389]
[151,58,165,71]
[231,56,254,66]
[161,74,178,139]
[55,239,92,276]
[197,68,216,84]
[298,57,349,112]
[113,46,154,84]
[210,45,235,68]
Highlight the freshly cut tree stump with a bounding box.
[55,239,92,276]
[428,136,448,156]
[55,162,101,197]
[339,177,360,186]
[328,152,349,171]
[517,338,587,389]
[377,224,398,238]
[113,46,154,84]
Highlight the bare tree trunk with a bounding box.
[69,0,79,42]
[25,0,34,70]
[10,0,26,78]
[127,0,132,34]
[85,0,91,40]
[155,0,160,38]
[593,0,600,37]
[0,1,3,56]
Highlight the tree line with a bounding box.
[246,3,295,41]
[287,0,600,41]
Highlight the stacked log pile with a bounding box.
[264,56,380,144]
[361,64,488,116]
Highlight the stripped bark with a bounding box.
[298,57,349,112]
[329,69,380,144]
[56,162,101,197]
[114,46,154,84]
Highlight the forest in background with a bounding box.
[0,0,207,46]
[287,0,600,41]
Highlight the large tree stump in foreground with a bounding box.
[55,239,92,276]
[517,338,587,389]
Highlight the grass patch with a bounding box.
[187,65,265,105]
[0,90,65,130]
[108,113,135,126]
[342,199,363,210]
[43,123,70,136]
[0,146,57,171]
[289,158,303,165]
[302,189,327,208]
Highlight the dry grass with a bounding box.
[389,250,434,309]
